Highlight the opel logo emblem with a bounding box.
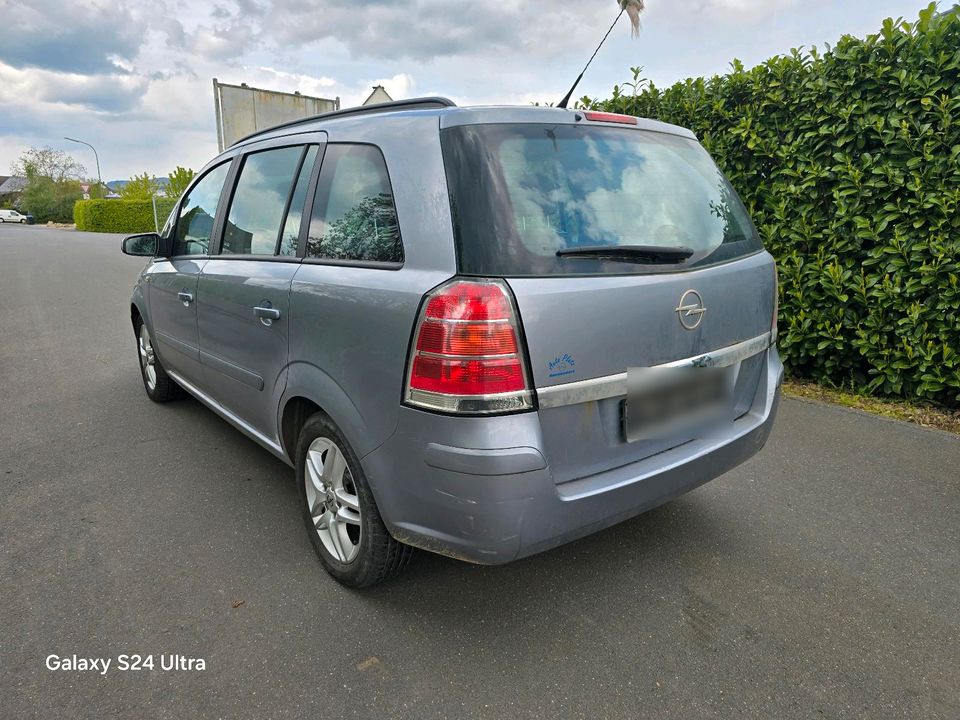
[676,290,706,330]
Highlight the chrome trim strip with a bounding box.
[167,369,291,464]
[405,387,533,414]
[425,318,511,325]
[416,351,518,361]
[536,331,773,410]
[659,332,773,369]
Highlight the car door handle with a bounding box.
[253,306,280,319]
[178,290,194,306]
[253,304,281,326]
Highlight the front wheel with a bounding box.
[135,318,182,402]
[296,413,413,587]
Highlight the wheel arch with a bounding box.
[130,284,149,333]
[280,396,322,464]
[278,362,386,466]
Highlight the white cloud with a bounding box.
[0,62,147,113]
[253,67,339,94]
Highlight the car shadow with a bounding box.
[358,490,736,627]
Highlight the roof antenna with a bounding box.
[557,1,645,109]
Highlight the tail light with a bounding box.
[404,279,534,414]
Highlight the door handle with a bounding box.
[178,290,194,307]
[253,304,280,326]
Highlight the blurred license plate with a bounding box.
[623,366,735,443]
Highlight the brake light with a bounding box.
[405,280,533,414]
[582,111,639,125]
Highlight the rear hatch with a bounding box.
[441,115,776,483]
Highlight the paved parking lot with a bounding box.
[1,223,958,719]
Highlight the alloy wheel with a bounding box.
[138,324,157,390]
[304,437,362,563]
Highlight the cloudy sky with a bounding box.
[0,0,938,182]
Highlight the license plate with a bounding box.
[623,365,736,443]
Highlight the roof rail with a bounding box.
[230,96,458,147]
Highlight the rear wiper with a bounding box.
[556,245,694,264]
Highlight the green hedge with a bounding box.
[584,5,960,405]
[74,199,177,234]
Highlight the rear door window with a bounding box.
[222,146,309,256]
[441,123,763,276]
[305,144,403,264]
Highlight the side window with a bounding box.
[306,144,403,263]
[278,145,319,256]
[174,162,230,256]
[222,146,306,255]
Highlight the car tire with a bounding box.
[296,412,413,587]
[19,219,25,223]
[134,317,182,402]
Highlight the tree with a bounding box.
[120,172,160,200]
[166,166,195,200]
[21,171,82,223]
[12,146,85,222]
[11,146,85,182]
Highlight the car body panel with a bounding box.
[198,259,300,440]
[287,264,453,459]
[143,258,208,386]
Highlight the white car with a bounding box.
[0,209,32,223]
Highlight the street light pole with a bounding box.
[64,136,102,192]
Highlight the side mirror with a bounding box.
[122,233,160,257]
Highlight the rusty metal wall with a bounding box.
[214,79,340,150]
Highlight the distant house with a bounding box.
[0,175,27,196]
[362,85,393,106]
[102,181,124,199]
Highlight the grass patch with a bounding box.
[782,379,960,435]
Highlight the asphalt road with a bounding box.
[1,223,958,719]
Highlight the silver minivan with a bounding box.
[122,98,782,586]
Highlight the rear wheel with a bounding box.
[135,318,181,402]
[296,413,413,587]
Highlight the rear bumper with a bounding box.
[362,347,783,564]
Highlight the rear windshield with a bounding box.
[441,123,763,276]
